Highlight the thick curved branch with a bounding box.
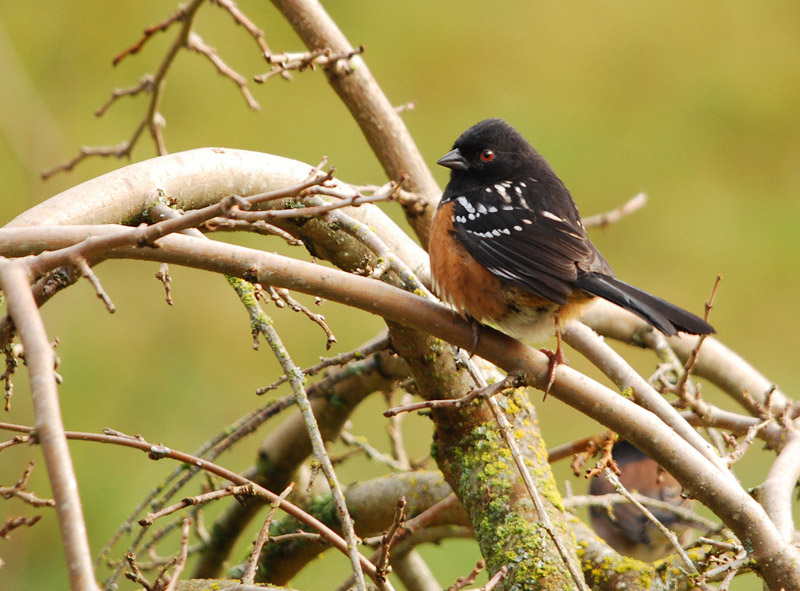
[759,431,800,541]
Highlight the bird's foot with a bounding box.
[539,343,567,400]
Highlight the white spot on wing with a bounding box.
[494,184,510,202]
[456,196,475,213]
[477,203,488,214]
[542,211,564,222]
[514,186,523,196]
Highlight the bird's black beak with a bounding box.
[437,148,469,171]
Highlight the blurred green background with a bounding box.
[1,2,799,589]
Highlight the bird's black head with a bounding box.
[438,118,542,188]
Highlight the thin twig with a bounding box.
[385,391,412,471]
[565,493,720,533]
[0,462,55,507]
[254,46,365,83]
[475,565,508,591]
[186,32,260,110]
[160,517,191,591]
[446,559,484,591]
[243,301,370,591]
[95,76,155,117]
[0,514,42,539]
[383,377,515,417]
[124,553,153,590]
[112,7,188,65]
[676,274,722,395]
[273,287,336,349]
[241,482,295,584]
[336,494,460,591]
[723,418,772,467]
[155,263,173,306]
[0,421,383,583]
[375,497,406,588]
[201,218,303,245]
[42,0,206,178]
[339,431,409,473]
[76,258,116,313]
[582,193,648,228]
[210,0,272,55]
[138,484,255,527]
[259,336,390,393]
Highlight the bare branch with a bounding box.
[0,262,99,590]
[186,32,260,110]
[112,6,189,65]
[0,421,384,584]
[123,552,153,590]
[160,517,191,591]
[0,514,42,539]
[675,274,722,395]
[154,263,174,306]
[252,313,371,591]
[0,462,55,508]
[270,0,441,238]
[95,76,155,117]
[582,192,648,228]
[241,483,295,584]
[375,496,406,588]
[476,566,508,591]
[43,0,206,178]
[138,484,255,527]
[75,258,116,313]
[446,559,484,591]
[258,335,390,393]
[339,431,409,473]
[272,287,336,349]
[210,0,272,55]
[255,46,365,83]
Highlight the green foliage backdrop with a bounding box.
[1,2,798,589]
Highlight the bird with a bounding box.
[429,118,714,390]
[588,440,694,562]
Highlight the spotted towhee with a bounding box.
[429,119,714,388]
[589,440,694,562]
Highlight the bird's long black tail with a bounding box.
[574,272,714,336]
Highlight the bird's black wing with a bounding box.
[448,179,610,304]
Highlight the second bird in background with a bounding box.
[588,440,694,562]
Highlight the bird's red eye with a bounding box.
[481,149,494,162]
